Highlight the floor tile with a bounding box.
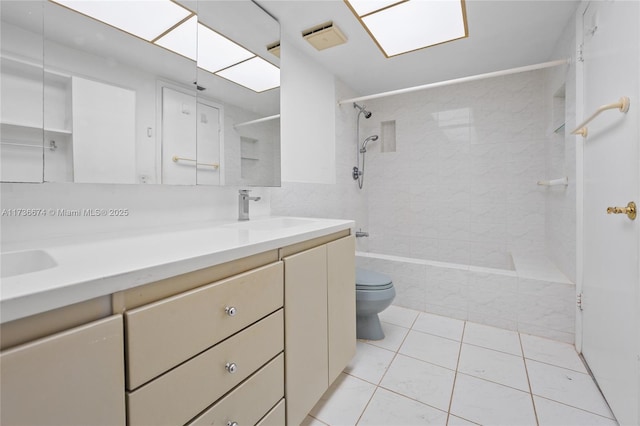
[450,374,536,425]
[310,373,376,426]
[526,359,614,419]
[378,305,420,328]
[344,342,396,385]
[380,354,455,411]
[362,322,410,352]
[446,415,480,425]
[534,396,619,426]
[412,312,465,341]
[520,333,587,373]
[301,416,328,426]
[457,343,529,391]
[399,330,461,370]
[463,322,522,355]
[358,388,448,426]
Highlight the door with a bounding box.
[580,2,640,425]
[161,87,196,185]
[196,102,221,185]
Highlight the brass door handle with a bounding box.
[606,201,636,220]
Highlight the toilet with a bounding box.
[355,267,396,340]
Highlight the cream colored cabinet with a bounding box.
[124,261,285,425]
[284,235,356,425]
[127,310,284,425]
[189,353,285,426]
[0,315,126,426]
[284,245,329,426]
[124,262,283,390]
[327,235,356,383]
[0,229,352,426]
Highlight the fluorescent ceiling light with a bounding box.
[346,0,402,16]
[346,0,467,57]
[216,57,280,93]
[50,0,192,42]
[154,15,197,60]
[197,24,255,73]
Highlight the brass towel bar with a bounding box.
[172,155,219,169]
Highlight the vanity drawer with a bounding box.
[257,398,286,426]
[127,309,284,426]
[188,353,284,426]
[125,261,283,389]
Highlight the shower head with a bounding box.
[354,102,372,119]
[360,135,379,153]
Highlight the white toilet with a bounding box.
[355,267,396,340]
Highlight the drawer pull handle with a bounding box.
[225,362,237,374]
[225,306,237,317]
[227,422,238,426]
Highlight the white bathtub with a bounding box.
[356,251,575,343]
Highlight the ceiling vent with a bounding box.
[302,21,347,51]
[267,41,281,58]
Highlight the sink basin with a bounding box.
[1,249,58,278]
[222,217,317,232]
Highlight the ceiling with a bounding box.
[258,0,580,96]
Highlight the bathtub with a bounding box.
[356,251,575,343]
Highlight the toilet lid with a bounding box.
[356,267,393,290]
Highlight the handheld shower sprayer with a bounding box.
[360,135,379,153]
[353,103,374,189]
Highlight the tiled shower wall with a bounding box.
[544,17,577,284]
[360,70,551,270]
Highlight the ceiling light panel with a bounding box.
[50,0,192,41]
[346,0,467,57]
[197,24,255,73]
[347,0,403,16]
[154,15,197,60]
[216,57,280,93]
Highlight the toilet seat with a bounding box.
[356,267,393,291]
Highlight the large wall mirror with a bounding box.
[0,0,280,186]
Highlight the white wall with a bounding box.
[0,183,271,245]
[280,39,336,184]
[272,79,369,251]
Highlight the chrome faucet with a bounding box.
[355,229,369,238]
[238,189,261,221]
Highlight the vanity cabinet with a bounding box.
[0,226,355,425]
[0,315,126,426]
[283,234,356,425]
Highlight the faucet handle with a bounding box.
[239,189,250,194]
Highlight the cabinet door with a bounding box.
[327,235,356,383]
[0,315,125,426]
[71,76,136,183]
[284,245,328,426]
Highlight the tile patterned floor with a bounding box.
[303,305,618,426]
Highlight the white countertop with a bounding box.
[1,216,354,323]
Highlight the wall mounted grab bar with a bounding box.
[537,177,568,186]
[1,140,57,150]
[172,155,219,169]
[571,96,630,137]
